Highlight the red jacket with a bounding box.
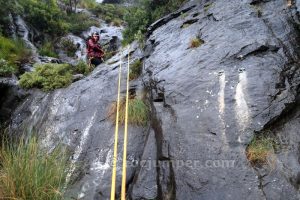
[87,38,104,58]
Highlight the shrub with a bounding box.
[91,4,127,24]
[122,7,149,45]
[0,59,17,77]
[122,0,186,45]
[74,60,92,75]
[190,37,203,48]
[78,0,97,9]
[0,137,69,200]
[19,63,73,91]
[112,18,122,27]
[18,0,68,36]
[61,38,78,57]
[108,98,149,126]
[246,135,275,166]
[65,13,99,35]
[39,41,58,58]
[129,59,142,80]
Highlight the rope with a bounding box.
[110,59,122,200]
[121,46,130,200]
[110,46,131,200]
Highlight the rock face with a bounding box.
[7,0,300,199]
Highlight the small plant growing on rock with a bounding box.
[129,60,142,81]
[246,135,275,166]
[190,37,204,48]
[108,97,149,126]
[19,63,73,91]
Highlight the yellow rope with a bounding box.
[110,46,131,200]
[121,46,130,200]
[110,59,122,200]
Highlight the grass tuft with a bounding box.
[0,137,69,200]
[108,98,149,126]
[190,37,204,48]
[129,60,142,81]
[246,135,275,166]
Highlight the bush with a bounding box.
[78,0,97,9]
[18,0,68,36]
[122,0,186,45]
[112,18,122,27]
[65,13,99,35]
[91,4,127,24]
[190,37,203,48]
[60,38,78,57]
[0,0,17,36]
[129,59,142,80]
[74,60,92,75]
[19,63,73,91]
[108,98,149,126]
[39,41,58,58]
[0,137,69,200]
[246,135,275,166]
[0,59,17,77]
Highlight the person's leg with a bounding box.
[91,57,102,66]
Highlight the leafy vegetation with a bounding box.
[74,60,92,75]
[19,63,73,91]
[129,59,142,80]
[60,38,78,57]
[108,98,149,126]
[0,137,69,200]
[79,0,97,9]
[122,0,186,45]
[0,36,31,76]
[65,13,99,35]
[0,0,17,36]
[246,135,275,166]
[0,59,16,77]
[39,41,58,58]
[18,0,69,37]
[91,3,127,24]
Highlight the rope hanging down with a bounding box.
[110,46,131,200]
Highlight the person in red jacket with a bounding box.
[87,32,105,66]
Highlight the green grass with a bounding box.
[0,137,69,200]
[0,36,31,76]
[19,63,73,91]
[246,135,275,166]
[129,60,142,80]
[39,41,58,58]
[190,37,203,48]
[108,98,149,126]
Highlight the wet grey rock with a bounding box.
[72,74,85,82]
[0,77,27,125]
[6,0,300,200]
